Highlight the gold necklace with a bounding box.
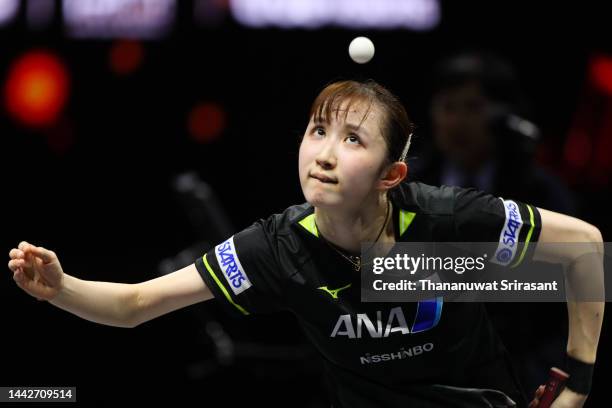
[315,200,391,272]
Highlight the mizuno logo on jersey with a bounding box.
[215,236,252,295]
[492,199,524,266]
[318,283,351,299]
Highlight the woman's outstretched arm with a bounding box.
[530,209,604,408]
[7,241,213,328]
[534,208,604,364]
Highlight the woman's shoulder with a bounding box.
[251,202,314,237]
[392,180,460,215]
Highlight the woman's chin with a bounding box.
[305,190,342,208]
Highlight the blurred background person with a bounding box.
[412,50,577,397]
[415,51,575,214]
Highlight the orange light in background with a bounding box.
[4,51,70,127]
[109,39,144,75]
[188,102,226,143]
[590,55,612,95]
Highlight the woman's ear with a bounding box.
[379,161,408,191]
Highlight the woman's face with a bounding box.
[298,101,389,209]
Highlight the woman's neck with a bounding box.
[314,195,393,254]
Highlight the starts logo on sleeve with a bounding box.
[492,199,524,266]
[214,236,253,295]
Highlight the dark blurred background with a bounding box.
[1,0,611,406]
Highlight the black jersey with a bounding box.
[194,182,542,408]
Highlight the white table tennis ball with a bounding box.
[348,36,375,64]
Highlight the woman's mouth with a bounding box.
[310,172,338,184]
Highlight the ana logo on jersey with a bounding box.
[492,199,524,266]
[214,236,253,295]
[330,303,442,339]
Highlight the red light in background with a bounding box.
[4,51,70,127]
[188,102,226,143]
[590,55,612,96]
[562,55,612,188]
[563,129,592,169]
[109,40,144,75]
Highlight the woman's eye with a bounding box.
[346,134,360,144]
[315,127,325,136]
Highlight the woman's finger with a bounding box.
[25,246,56,264]
[13,270,26,289]
[14,270,44,298]
[8,258,25,272]
[9,248,24,259]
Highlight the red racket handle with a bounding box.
[538,367,570,408]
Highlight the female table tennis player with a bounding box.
[8,80,603,407]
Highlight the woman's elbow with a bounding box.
[586,224,604,256]
[589,224,603,243]
[118,285,144,328]
[570,222,604,261]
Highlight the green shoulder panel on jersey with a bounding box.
[295,204,417,239]
[298,213,319,237]
[399,210,416,236]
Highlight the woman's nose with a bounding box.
[314,136,337,169]
[316,157,334,170]
[315,146,336,169]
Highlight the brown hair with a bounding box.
[308,79,415,168]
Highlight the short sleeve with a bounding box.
[453,187,542,267]
[194,219,285,317]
